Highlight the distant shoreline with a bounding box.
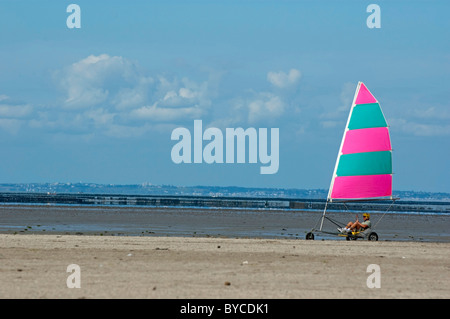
[1,183,449,201]
[1,191,449,214]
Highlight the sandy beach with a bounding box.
[1,234,449,299]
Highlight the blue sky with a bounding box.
[0,0,449,192]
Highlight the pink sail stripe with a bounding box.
[331,174,392,199]
[355,83,377,105]
[342,127,391,154]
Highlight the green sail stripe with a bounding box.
[348,103,387,130]
[336,151,392,176]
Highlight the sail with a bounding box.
[328,82,392,201]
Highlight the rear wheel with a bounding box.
[367,232,378,241]
[306,232,314,240]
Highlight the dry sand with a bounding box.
[0,234,449,299]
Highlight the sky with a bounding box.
[0,0,449,193]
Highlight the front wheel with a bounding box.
[367,232,378,241]
[306,232,315,240]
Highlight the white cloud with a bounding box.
[57,54,144,109]
[0,95,33,134]
[0,103,33,118]
[409,106,450,120]
[113,76,154,110]
[0,95,33,118]
[267,69,301,88]
[386,102,450,137]
[216,68,302,126]
[248,93,284,124]
[84,108,116,127]
[130,76,211,122]
[390,118,450,136]
[48,54,214,135]
[131,104,202,122]
[5,55,305,138]
[179,87,196,99]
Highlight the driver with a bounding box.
[339,213,371,233]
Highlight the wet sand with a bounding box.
[1,204,449,242]
[0,234,449,299]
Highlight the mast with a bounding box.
[327,82,362,203]
[319,82,362,231]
